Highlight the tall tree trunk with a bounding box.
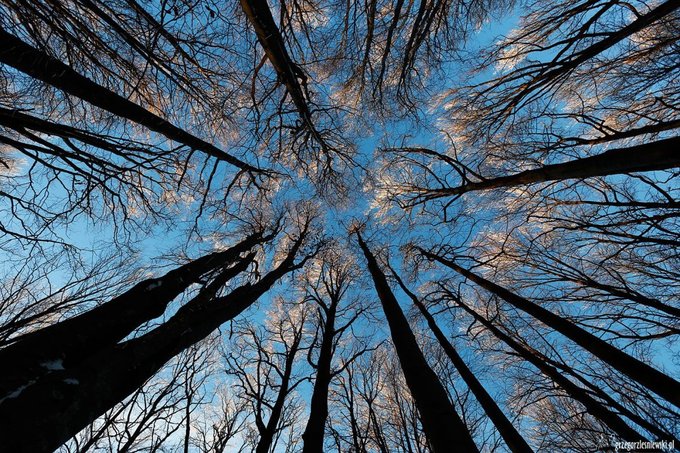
[450,292,645,442]
[390,268,533,452]
[238,0,311,120]
[357,234,478,452]
[255,327,303,453]
[0,27,258,172]
[0,233,263,398]
[420,249,680,408]
[301,302,337,452]
[0,235,312,452]
[420,136,680,200]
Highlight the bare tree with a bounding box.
[225,298,309,453]
[356,231,478,452]
[389,264,532,452]
[0,0,678,450]
[0,208,324,452]
[417,246,680,408]
[300,246,370,452]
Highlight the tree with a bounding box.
[418,246,680,407]
[225,298,309,453]
[377,136,680,210]
[356,231,478,452]
[0,209,323,452]
[300,246,370,452]
[61,341,217,452]
[389,264,532,452]
[0,0,678,450]
[440,284,649,443]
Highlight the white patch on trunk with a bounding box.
[41,359,65,371]
[146,280,163,291]
[0,379,36,404]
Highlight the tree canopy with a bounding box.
[0,0,678,451]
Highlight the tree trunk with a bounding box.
[0,233,262,398]
[0,27,258,172]
[431,136,680,198]
[357,234,478,452]
[421,249,680,408]
[391,269,532,452]
[301,302,337,452]
[450,293,645,442]
[255,327,303,453]
[238,0,311,120]
[0,237,309,452]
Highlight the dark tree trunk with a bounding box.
[256,327,303,453]
[430,136,680,199]
[450,294,645,442]
[0,236,310,452]
[238,0,311,120]
[390,269,533,452]
[301,302,337,452]
[357,234,478,453]
[420,249,680,408]
[0,27,258,171]
[0,233,263,398]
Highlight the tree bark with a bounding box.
[357,234,478,452]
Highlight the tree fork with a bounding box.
[255,320,304,453]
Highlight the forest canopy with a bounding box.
[0,0,678,451]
